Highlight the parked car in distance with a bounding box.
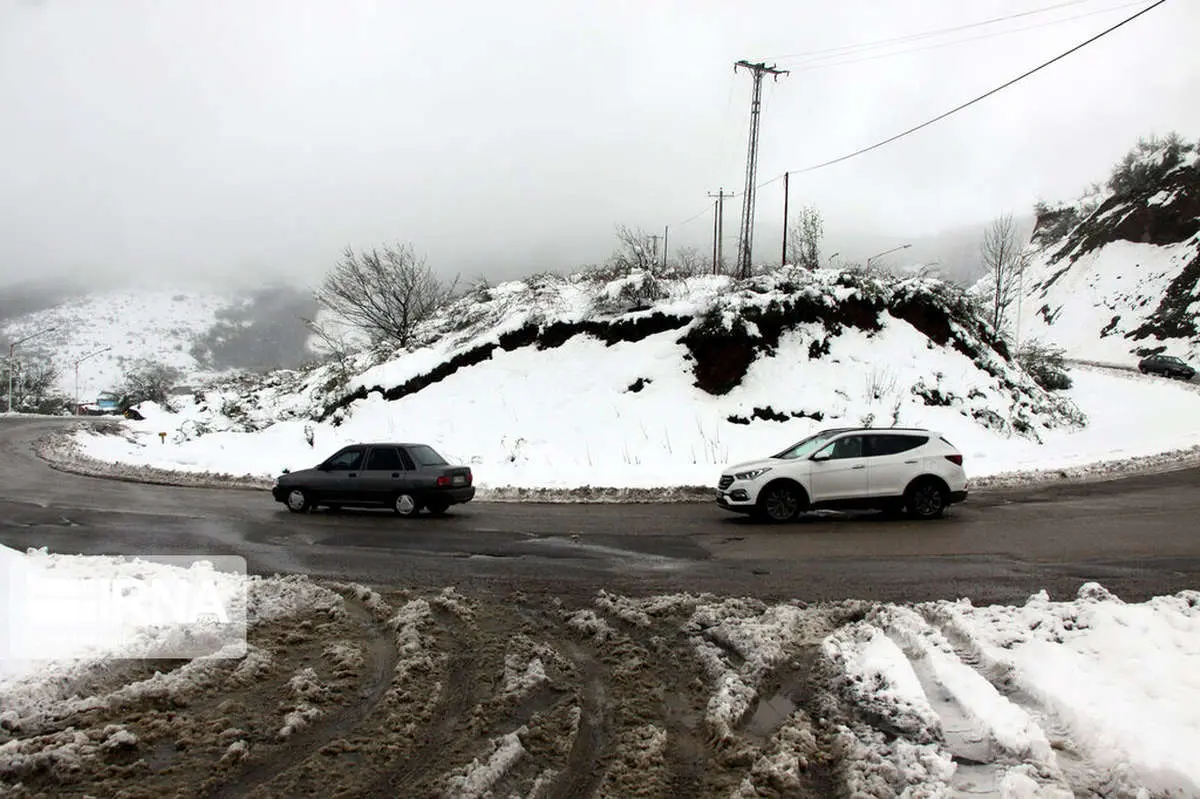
[1138,354,1196,381]
[273,442,474,517]
[716,427,968,522]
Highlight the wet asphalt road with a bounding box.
[3,416,1200,604]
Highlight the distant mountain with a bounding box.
[0,283,318,400]
[1016,135,1199,365]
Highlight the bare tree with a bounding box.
[785,205,823,269]
[316,242,458,348]
[672,245,706,278]
[609,225,660,274]
[2,356,64,413]
[980,213,1031,336]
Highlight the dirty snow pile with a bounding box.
[66,267,1166,491]
[1012,136,1200,366]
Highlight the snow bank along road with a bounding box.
[6,417,1200,797]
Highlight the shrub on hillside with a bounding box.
[590,270,668,315]
[1017,339,1072,391]
[1106,132,1196,198]
[117,360,182,408]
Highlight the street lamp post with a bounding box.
[73,346,113,415]
[6,327,57,414]
[865,243,912,273]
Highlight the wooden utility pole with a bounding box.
[707,187,734,275]
[733,60,789,278]
[663,225,669,270]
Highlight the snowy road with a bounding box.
[3,416,1200,604]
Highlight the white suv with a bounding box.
[716,427,968,522]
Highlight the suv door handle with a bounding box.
[851,464,866,470]
[904,459,918,464]
[392,473,399,478]
[348,473,357,478]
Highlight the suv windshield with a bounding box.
[772,430,843,460]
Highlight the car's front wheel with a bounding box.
[393,493,421,517]
[906,479,947,520]
[285,488,311,514]
[756,482,805,523]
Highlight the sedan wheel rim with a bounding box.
[396,495,415,514]
[287,490,306,510]
[766,489,797,520]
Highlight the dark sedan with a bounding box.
[272,442,474,517]
[1138,354,1196,381]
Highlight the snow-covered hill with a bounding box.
[1,289,235,399]
[1017,136,1200,365]
[0,284,319,402]
[70,266,1096,489]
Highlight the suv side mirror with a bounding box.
[810,451,830,462]
[317,463,330,471]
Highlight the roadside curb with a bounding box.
[30,421,1200,503]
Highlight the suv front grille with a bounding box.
[718,475,734,490]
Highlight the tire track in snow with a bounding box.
[368,607,494,796]
[542,640,611,799]
[915,606,1145,796]
[210,594,399,799]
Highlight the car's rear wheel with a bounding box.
[285,488,311,514]
[906,479,947,520]
[393,493,421,517]
[425,500,450,516]
[756,482,805,523]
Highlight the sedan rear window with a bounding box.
[406,445,448,467]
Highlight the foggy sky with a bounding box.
[1,0,1197,290]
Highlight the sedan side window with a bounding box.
[326,448,364,471]
[366,447,404,471]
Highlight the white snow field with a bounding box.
[68,352,1200,494]
[0,288,236,398]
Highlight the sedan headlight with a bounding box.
[734,467,772,481]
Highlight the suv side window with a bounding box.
[366,447,404,471]
[326,447,364,471]
[869,434,928,456]
[825,435,866,460]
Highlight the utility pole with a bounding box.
[707,187,734,275]
[733,59,788,279]
[781,171,790,269]
[663,225,669,271]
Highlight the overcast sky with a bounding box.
[1,0,1196,290]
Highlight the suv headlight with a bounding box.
[734,467,771,481]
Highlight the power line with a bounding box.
[778,1,1152,73]
[763,0,1098,63]
[771,0,1169,180]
